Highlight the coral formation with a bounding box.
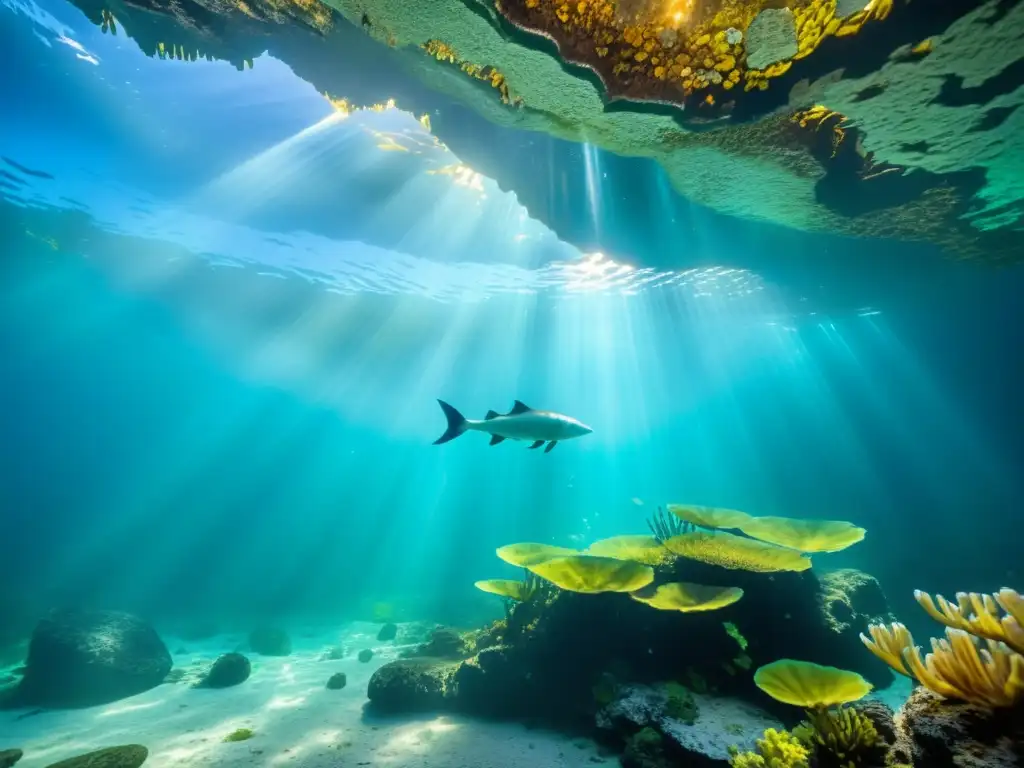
[728,727,809,768]
[862,587,1024,707]
[800,705,884,766]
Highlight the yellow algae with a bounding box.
[754,660,872,708]
[474,579,535,601]
[528,555,654,594]
[497,542,580,567]
[736,517,866,554]
[586,535,675,566]
[666,505,754,530]
[630,582,743,612]
[664,531,812,573]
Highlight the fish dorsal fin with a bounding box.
[484,410,500,420]
[509,400,532,415]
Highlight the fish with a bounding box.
[432,399,593,453]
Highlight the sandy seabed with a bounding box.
[0,622,611,768]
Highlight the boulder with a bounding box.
[326,672,347,690]
[4,609,171,709]
[43,745,147,768]
[888,687,1024,768]
[195,652,250,689]
[0,750,22,768]
[366,658,459,713]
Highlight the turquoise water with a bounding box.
[0,0,1022,763]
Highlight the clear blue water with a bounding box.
[1,0,1022,704]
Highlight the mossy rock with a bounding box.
[43,745,148,768]
[9,610,171,709]
[195,652,250,689]
[0,749,22,768]
[326,672,347,690]
[366,658,460,713]
[623,728,672,768]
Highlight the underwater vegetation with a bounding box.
[862,587,1024,707]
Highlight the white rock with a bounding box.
[596,684,785,763]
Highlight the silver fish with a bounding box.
[432,399,592,453]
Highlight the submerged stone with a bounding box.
[196,652,250,689]
[7,610,171,709]
[326,672,347,690]
[366,658,459,713]
[43,745,147,768]
[0,749,23,768]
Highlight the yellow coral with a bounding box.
[729,728,809,768]
[915,589,1024,653]
[862,588,1024,707]
[802,706,882,764]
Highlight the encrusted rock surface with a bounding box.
[2,609,171,709]
[888,687,1024,768]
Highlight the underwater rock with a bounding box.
[621,727,673,768]
[366,658,460,713]
[854,699,897,746]
[4,609,171,709]
[597,684,784,764]
[815,569,896,688]
[326,672,347,690]
[451,645,539,718]
[223,729,253,743]
[406,627,470,660]
[395,622,435,646]
[818,570,892,634]
[43,745,148,768]
[376,623,398,642]
[887,686,1024,768]
[248,628,291,656]
[196,652,250,688]
[358,649,374,663]
[0,749,22,768]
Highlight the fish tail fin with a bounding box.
[433,399,468,445]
